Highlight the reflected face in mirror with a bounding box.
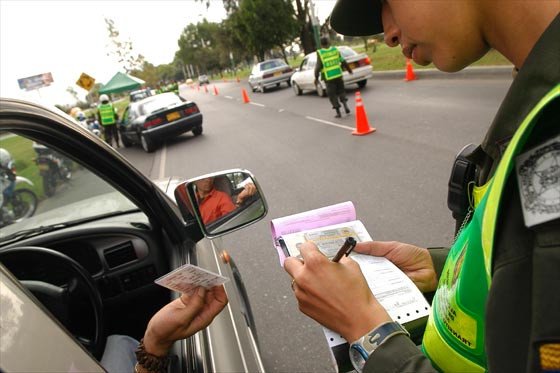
[175,170,267,238]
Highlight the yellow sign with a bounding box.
[76,72,95,91]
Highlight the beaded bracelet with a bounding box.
[135,338,169,373]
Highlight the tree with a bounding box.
[294,0,316,55]
[233,0,298,62]
[104,18,145,73]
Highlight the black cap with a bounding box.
[330,0,383,36]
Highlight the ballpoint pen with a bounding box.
[331,237,357,262]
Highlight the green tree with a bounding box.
[233,0,298,62]
[104,18,145,73]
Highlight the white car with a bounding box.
[290,46,373,97]
[248,59,294,93]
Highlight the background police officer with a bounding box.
[314,36,353,118]
[97,94,121,148]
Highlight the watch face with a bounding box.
[349,345,366,372]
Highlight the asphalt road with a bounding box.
[119,73,512,372]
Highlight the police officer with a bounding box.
[314,36,353,118]
[285,1,559,372]
[97,94,121,148]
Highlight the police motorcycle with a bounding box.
[76,112,102,138]
[0,149,38,227]
[32,142,72,197]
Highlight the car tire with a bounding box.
[260,85,266,93]
[249,84,256,93]
[120,133,133,148]
[293,82,302,96]
[140,134,156,153]
[192,126,203,136]
[316,82,327,97]
[357,79,368,89]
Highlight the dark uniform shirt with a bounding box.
[364,13,560,373]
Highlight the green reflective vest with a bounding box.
[422,84,560,372]
[318,47,343,81]
[98,103,116,126]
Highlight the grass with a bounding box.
[219,42,511,80]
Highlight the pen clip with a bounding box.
[344,237,357,257]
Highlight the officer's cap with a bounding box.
[330,0,383,36]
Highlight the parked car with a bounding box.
[118,92,203,153]
[290,46,373,97]
[248,59,294,93]
[0,97,267,373]
[198,74,209,85]
[129,88,152,102]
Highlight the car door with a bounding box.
[301,54,317,90]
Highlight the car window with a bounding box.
[338,46,357,58]
[260,60,284,71]
[139,94,182,115]
[0,132,139,243]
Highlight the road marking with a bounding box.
[225,95,233,99]
[249,102,265,107]
[305,116,354,131]
[159,143,167,179]
[278,109,285,112]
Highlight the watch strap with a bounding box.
[349,321,410,372]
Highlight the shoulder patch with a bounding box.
[515,134,560,227]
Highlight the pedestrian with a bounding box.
[97,94,121,148]
[314,36,353,118]
[286,1,559,373]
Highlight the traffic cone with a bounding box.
[241,88,250,103]
[404,58,417,81]
[204,85,209,93]
[213,85,219,95]
[236,76,240,83]
[352,91,376,136]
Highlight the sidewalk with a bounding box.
[372,65,514,80]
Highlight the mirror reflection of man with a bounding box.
[194,177,257,225]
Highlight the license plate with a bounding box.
[349,63,357,69]
[166,111,180,121]
[38,163,49,171]
[274,71,282,77]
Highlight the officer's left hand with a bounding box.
[284,242,392,342]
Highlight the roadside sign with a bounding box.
[76,72,95,91]
[17,72,54,91]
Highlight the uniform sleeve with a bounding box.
[314,52,322,81]
[363,334,437,373]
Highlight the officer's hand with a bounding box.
[143,286,228,356]
[355,241,438,292]
[284,242,392,342]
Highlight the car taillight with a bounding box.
[144,117,163,129]
[360,57,371,66]
[184,106,199,115]
[283,68,293,73]
[263,73,273,79]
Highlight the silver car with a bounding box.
[248,59,294,93]
[0,98,267,372]
[290,46,373,97]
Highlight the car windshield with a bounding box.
[138,94,182,115]
[0,131,139,244]
[259,60,285,71]
[338,46,357,58]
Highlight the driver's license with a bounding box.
[155,264,229,294]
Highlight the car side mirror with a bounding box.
[174,169,268,238]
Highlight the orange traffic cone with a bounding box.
[213,85,219,95]
[241,88,251,103]
[204,85,209,93]
[404,58,417,81]
[352,91,376,136]
[236,76,240,83]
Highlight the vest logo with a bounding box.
[516,135,560,227]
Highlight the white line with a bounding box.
[249,102,265,107]
[305,116,354,131]
[158,143,167,179]
[225,95,233,99]
[278,109,285,112]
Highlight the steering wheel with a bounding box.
[0,246,105,359]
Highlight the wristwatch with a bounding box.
[349,321,410,373]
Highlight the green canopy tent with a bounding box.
[98,72,145,94]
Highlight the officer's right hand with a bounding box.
[355,241,438,293]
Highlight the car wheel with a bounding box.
[260,85,266,93]
[140,133,156,153]
[293,82,302,96]
[120,134,132,148]
[192,126,203,136]
[316,82,327,97]
[249,83,256,93]
[357,79,368,89]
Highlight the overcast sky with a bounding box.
[0,0,336,106]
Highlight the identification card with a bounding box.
[304,227,358,258]
[155,264,229,294]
